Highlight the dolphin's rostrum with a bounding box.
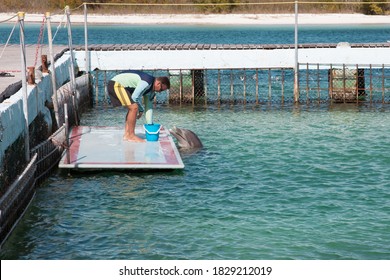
[169,126,203,150]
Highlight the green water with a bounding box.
[1,104,389,259]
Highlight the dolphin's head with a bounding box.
[169,126,203,150]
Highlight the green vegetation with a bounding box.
[0,0,389,15]
[361,0,388,14]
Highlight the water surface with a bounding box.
[1,23,389,260]
[1,23,389,45]
[1,104,389,259]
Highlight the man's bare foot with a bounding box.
[123,135,145,142]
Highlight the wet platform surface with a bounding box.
[58,125,184,170]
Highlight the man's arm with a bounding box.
[143,94,154,124]
[131,80,150,112]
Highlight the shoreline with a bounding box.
[0,13,389,25]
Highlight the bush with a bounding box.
[195,0,237,14]
[362,0,385,15]
[368,4,384,15]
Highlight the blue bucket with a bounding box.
[144,123,161,142]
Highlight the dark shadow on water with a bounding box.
[57,167,184,179]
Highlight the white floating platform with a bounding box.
[58,126,184,170]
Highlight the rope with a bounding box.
[19,21,28,79]
[81,1,390,7]
[0,70,21,73]
[34,15,46,68]
[0,13,17,24]
[50,7,68,17]
[52,13,66,42]
[72,3,85,11]
[69,1,390,16]
[0,21,17,61]
[50,137,70,149]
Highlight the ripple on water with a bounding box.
[1,106,390,260]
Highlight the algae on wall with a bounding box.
[0,111,51,193]
[0,136,26,195]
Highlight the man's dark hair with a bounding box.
[157,76,170,89]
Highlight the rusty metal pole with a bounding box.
[343,64,346,103]
[329,64,333,100]
[179,69,183,105]
[204,69,208,106]
[255,68,259,104]
[27,66,35,85]
[382,64,385,103]
[41,54,49,73]
[18,11,30,162]
[281,68,285,103]
[268,68,271,101]
[230,69,234,103]
[243,68,246,104]
[191,71,195,106]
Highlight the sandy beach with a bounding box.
[0,13,389,25]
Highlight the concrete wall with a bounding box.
[0,49,92,245]
[74,45,390,71]
[0,52,73,168]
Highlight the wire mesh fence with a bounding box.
[299,63,390,104]
[91,63,390,108]
[30,125,66,184]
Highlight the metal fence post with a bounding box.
[46,12,60,127]
[293,0,299,103]
[18,12,30,162]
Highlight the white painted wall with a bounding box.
[74,46,390,71]
[0,56,72,167]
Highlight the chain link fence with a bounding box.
[91,64,390,108]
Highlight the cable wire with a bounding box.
[0,21,17,61]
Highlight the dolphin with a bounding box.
[169,126,203,150]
